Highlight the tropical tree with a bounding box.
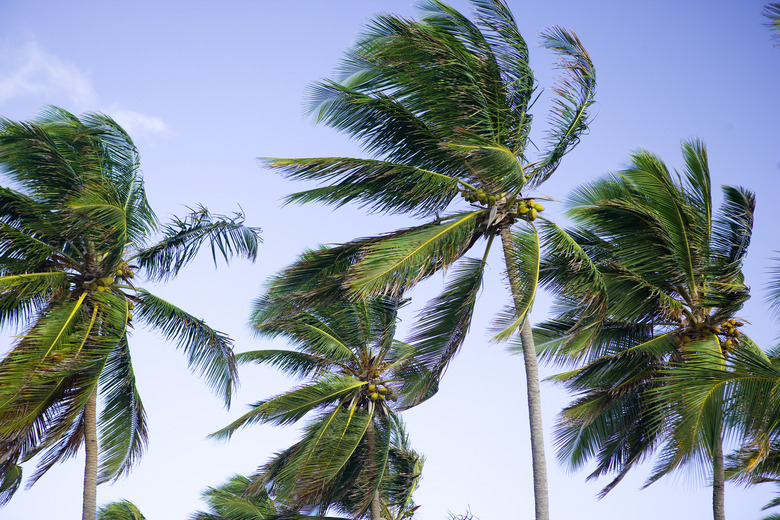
[645,257,780,519]
[0,107,261,520]
[261,2,596,517]
[97,500,146,520]
[534,140,755,520]
[191,474,279,520]
[212,296,425,520]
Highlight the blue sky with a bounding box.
[1,1,779,519]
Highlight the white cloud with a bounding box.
[107,106,173,139]
[0,42,97,107]
[0,42,171,139]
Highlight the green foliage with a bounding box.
[537,140,756,497]
[97,500,146,520]
[214,296,424,519]
[0,107,261,505]
[264,0,597,410]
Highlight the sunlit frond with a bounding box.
[348,211,481,297]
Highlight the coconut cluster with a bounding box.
[366,382,397,403]
[718,318,743,353]
[679,318,744,354]
[462,188,505,206]
[517,198,545,221]
[79,264,138,324]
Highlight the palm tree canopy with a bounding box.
[534,139,756,495]
[262,0,596,385]
[212,296,424,519]
[97,499,146,520]
[0,107,261,501]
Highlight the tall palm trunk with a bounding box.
[712,427,725,520]
[366,420,382,520]
[82,388,98,520]
[499,225,549,520]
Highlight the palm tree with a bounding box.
[534,140,755,520]
[648,257,780,519]
[0,107,261,520]
[212,296,425,520]
[261,2,597,517]
[97,500,146,520]
[191,474,279,520]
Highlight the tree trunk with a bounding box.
[366,420,382,520]
[712,428,725,520]
[82,388,98,520]
[499,225,549,520]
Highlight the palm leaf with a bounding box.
[527,26,596,187]
[97,499,147,520]
[97,336,148,483]
[135,289,237,406]
[491,224,539,341]
[348,211,481,297]
[406,256,486,405]
[135,206,260,282]
[212,375,362,437]
[269,157,463,217]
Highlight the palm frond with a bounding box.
[190,474,276,520]
[0,462,22,505]
[211,375,362,438]
[97,336,148,483]
[348,211,481,298]
[135,206,260,282]
[765,3,780,45]
[406,256,486,404]
[491,224,539,341]
[97,499,147,520]
[527,26,596,187]
[269,157,462,217]
[769,255,780,322]
[135,290,237,406]
[237,349,351,379]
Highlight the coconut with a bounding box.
[370,392,379,401]
[368,384,376,392]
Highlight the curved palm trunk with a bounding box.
[366,420,382,520]
[713,429,725,520]
[499,225,549,520]
[82,387,98,520]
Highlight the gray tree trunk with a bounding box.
[499,225,549,520]
[366,420,382,520]
[713,429,725,520]
[82,388,98,520]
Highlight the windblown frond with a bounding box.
[136,205,260,282]
[135,290,237,406]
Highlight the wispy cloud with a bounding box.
[0,42,97,107]
[0,42,171,139]
[108,106,172,139]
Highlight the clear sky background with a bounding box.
[1,1,779,519]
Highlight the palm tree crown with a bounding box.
[213,295,424,520]
[0,107,261,518]
[261,2,596,518]
[535,140,755,519]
